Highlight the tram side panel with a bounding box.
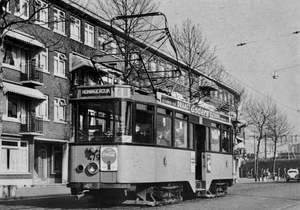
[202,152,233,189]
[118,146,195,188]
[68,144,196,191]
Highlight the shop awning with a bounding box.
[71,54,94,71]
[3,82,46,109]
[5,29,45,49]
[71,54,110,74]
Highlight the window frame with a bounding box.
[36,48,48,73]
[53,7,66,35]
[54,97,66,123]
[84,22,95,47]
[36,95,49,120]
[34,0,48,27]
[53,51,66,78]
[70,16,81,41]
[4,95,21,122]
[3,44,29,71]
[0,140,29,173]
[15,0,29,19]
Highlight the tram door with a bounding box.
[195,124,206,181]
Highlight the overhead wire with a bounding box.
[216,30,300,51]
[200,56,300,114]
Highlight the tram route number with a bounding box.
[88,150,100,161]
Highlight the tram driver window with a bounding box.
[135,104,154,144]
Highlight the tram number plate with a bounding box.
[88,151,100,161]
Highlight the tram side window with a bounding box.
[211,127,220,152]
[174,113,188,148]
[135,104,154,144]
[189,123,194,149]
[115,101,133,142]
[157,112,172,146]
[221,129,231,153]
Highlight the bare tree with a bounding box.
[231,85,248,140]
[171,19,218,103]
[266,104,292,177]
[244,96,274,180]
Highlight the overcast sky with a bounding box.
[156,0,300,135]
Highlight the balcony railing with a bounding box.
[20,116,43,133]
[20,62,43,84]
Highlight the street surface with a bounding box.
[0,180,300,210]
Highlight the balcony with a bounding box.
[20,62,43,86]
[20,115,43,135]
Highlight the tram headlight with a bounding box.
[86,162,99,175]
[76,164,85,173]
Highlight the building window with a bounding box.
[149,59,157,72]
[53,8,65,35]
[36,48,48,72]
[54,97,66,122]
[84,23,94,47]
[52,145,62,173]
[54,51,66,77]
[70,16,81,41]
[34,0,48,26]
[15,0,29,19]
[0,140,28,173]
[3,1,10,13]
[3,44,29,71]
[5,95,19,120]
[36,95,49,120]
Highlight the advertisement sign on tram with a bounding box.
[100,147,118,171]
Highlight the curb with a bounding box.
[0,193,70,202]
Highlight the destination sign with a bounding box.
[161,95,229,123]
[81,87,111,97]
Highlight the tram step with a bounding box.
[195,188,207,192]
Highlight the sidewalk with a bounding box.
[237,177,285,183]
[0,184,70,201]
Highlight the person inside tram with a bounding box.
[157,130,169,146]
[135,124,145,143]
[222,138,229,152]
[91,130,101,141]
[175,126,184,147]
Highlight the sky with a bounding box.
[156,0,300,135]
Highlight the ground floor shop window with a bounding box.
[0,140,28,173]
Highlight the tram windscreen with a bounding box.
[76,100,132,142]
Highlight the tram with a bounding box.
[67,84,235,205]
